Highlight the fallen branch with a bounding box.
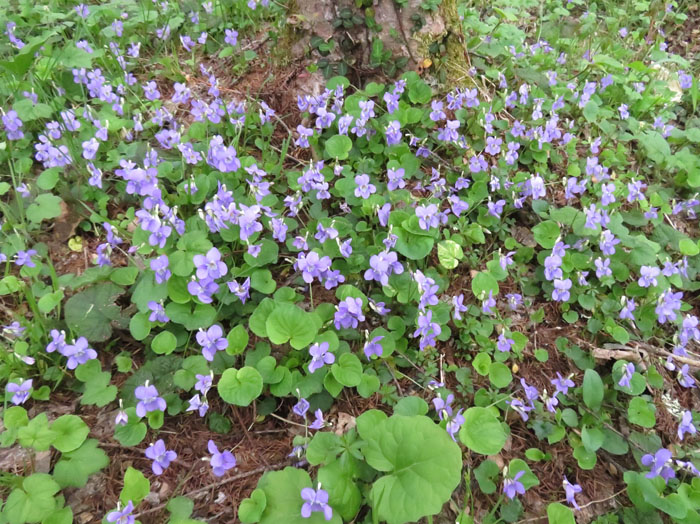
[132,462,288,519]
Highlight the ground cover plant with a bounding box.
[0,0,699,522]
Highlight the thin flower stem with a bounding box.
[268,411,308,428]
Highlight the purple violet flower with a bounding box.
[196,324,228,361]
[135,382,166,418]
[503,470,526,499]
[145,439,177,475]
[301,486,333,521]
[207,440,236,476]
[678,411,696,441]
[308,342,335,373]
[641,448,676,483]
[6,379,32,405]
[106,501,135,524]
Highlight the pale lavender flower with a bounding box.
[618,362,635,388]
[6,379,32,405]
[135,382,166,417]
[63,337,97,369]
[563,477,582,509]
[678,411,696,441]
[106,501,134,524]
[354,174,376,199]
[145,439,177,475]
[309,409,325,429]
[642,448,675,483]
[293,398,310,418]
[308,342,335,373]
[227,277,251,304]
[207,440,236,476]
[503,471,526,499]
[363,336,384,359]
[196,324,228,361]
[301,487,333,520]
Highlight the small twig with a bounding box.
[384,361,404,396]
[132,463,288,519]
[514,488,626,523]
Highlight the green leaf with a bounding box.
[638,131,671,165]
[628,397,656,428]
[318,460,362,520]
[239,489,267,523]
[4,406,28,429]
[581,426,604,452]
[129,312,151,341]
[53,439,109,488]
[37,290,64,313]
[120,466,150,505]
[679,238,700,256]
[266,303,319,349]
[532,220,560,248]
[17,413,56,451]
[113,408,147,446]
[110,267,139,286]
[251,269,276,294]
[330,353,362,387]
[408,78,432,104]
[488,362,512,388]
[166,302,217,331]
[471,271,499,299]
[167,496,195,521]
[364,415,462,524]
[459,407,507,455]
[325,135,352,160]
[474,459,499,494]
[357,373,380,397]
[218,367,263,406]
[306,432,343,465]
[393,396,429,416]
[3,474,60,524]
[437,240,463,269]
[227,325,250,355]
[582,369,603,412]
[251,467,342,524]
[64,282,125,342]
[51,414,89,452]
[547,502,575,524]
[26,194,63,223]
[151,331,177,355]
[42,506,73,524]
[394,227,434,260]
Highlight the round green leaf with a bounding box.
[266,303,319,349]
[331,353,362,387]
[218,367,263,406]
[437,240,463,269]
[250,467,342,524]
[325,135,352,160]
[532,220,560,248]
[488,362,513,388]
[51,415,89,453]
[129,313,151,341]
[365,415,462,524]
[628,397,656,428]
[151,331,177,355]
[459,407,507,455]
[471,271,499,299]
